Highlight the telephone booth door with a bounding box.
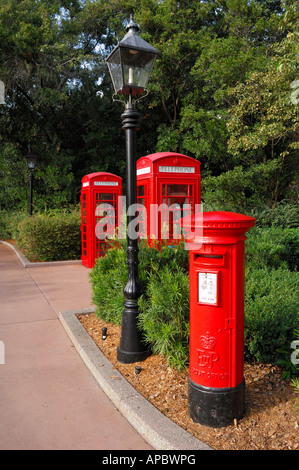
[136,152,201,245]
[81,172,122,268]
[137,179,150,239]
[159,180,196,242]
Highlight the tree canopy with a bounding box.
[0,0,298,211]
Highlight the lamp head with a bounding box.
[106,16,159,97]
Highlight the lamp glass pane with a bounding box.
[107,47,124,94]
[121,49,156,89]
[25,154,37,170]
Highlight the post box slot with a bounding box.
[194,253,226,267]
[195,254,223,259]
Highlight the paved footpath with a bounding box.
[0,243,152,450]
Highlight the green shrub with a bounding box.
[244,265,298,363]
[201,159,285,212]
[138,265,190,370]
[250,201,299,229]
[90,239,189,320]
[90,237,298,370]
[15,208,81,261]
[90,245,128,325]
[246,226,299,271]
[137,239,189,283]
[90,240,190,369]
[0,210,29,240]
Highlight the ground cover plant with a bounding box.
[90,239,190,370]
[90,222,299,374]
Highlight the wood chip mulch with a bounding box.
[78,312,299,451]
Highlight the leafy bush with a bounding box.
[138,266,190,370]
[15,208,81,261]
[90,240,190,369]
[201,159,285,212]
[90,237,298,370]
[89,245,127,325]
[0,210,29,240]
[250,201,299,229]
[244,265,298,363]
[246,226,299,271]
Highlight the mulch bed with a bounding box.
[78,312,299,451]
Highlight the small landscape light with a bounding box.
[135,366,141,375]
[24,151,38,216]
[102,327,107,340]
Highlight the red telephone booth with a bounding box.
[136,152,201,244]
[80,172,122,268]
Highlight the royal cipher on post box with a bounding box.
[80,172,122,268]
[136,152,201,244]
[182,211,255,427]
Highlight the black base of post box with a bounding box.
[188,378,245,428]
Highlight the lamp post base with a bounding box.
[188,378,245,428]
[117,306,151,364]
[117,347,151,364]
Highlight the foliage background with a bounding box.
[0,0,297,212]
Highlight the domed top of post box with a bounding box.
[181,211,256,245]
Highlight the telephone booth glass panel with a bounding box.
[160,183,194,241]
[81,193,88,258]
[95,192,119,258]
[137,182,149,239]
[81,172,122,268]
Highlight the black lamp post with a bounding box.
[25,152,37,216]
[107,17,159,363]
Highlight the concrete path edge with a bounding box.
[0,240,81,268]
[59,308,213,451]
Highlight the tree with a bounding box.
[0,0,125,208]
[0,0,297,211]
[226,7,299,206]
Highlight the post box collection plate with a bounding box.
[198,272,218,305]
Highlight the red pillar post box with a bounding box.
[136,152,201,245]
[182,211,255,427]
[80,172,122,268]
